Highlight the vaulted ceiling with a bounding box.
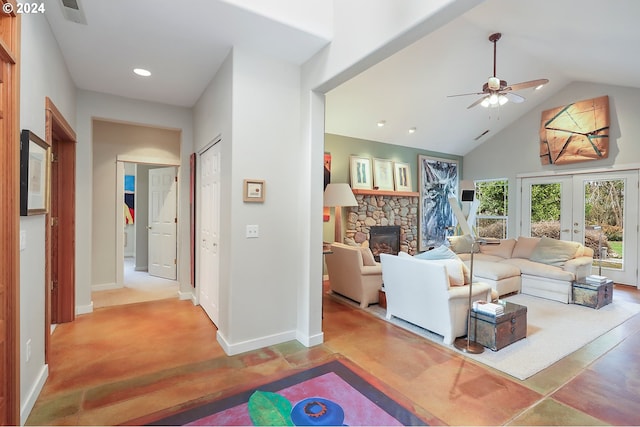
[45,0,640,155]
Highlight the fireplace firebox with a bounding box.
[369,226,401,261]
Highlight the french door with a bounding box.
[521,171,639,286]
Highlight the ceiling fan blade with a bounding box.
[447,91,485,98]
[504,78,549,92]
[504,92,525,103]
[467,96,488,109]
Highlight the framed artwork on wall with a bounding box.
[20,129,50,216]
[373,158,394,191]
[418,155,458,251]
[349,155,372,190]
[393,162,412,192]
[243,179,265,202]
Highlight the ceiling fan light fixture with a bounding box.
[487,76,501,90]
[480,98,490,108]
[499,94,508,105]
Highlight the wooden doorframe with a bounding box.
[44,97,76,363]
[0,2,20,424]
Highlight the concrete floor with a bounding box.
[26,284,640,425]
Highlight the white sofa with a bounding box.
[380,253,492,345]
[325,242,382,308]
[451,236,594,303]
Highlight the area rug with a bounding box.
[332,292,640,380]
[147,360,426,426]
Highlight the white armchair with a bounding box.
[325,243,382,308]
[380,253,492,345]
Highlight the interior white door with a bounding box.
[198,142,221,325]
[148,166,178,280]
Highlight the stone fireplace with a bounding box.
[344,192,418,255]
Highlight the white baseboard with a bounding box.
[178,290,194,302]
[91,282,122,292]
[216,329,297,356]
[21,364,49,426]
[297,330,324,347]
[76,301,94,315]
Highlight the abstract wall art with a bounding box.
[540,95,610,165]
[418,155,458,251]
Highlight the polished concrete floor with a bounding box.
[27,284,640,426]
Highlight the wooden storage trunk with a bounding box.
[469,302,527,351]
[572,280,613,309]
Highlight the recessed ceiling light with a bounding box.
[133,68,151,77]
[377,120,386,127]
[408,127,416,134]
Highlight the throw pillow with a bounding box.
[479,238,516,259]
[447,234,478,254]
[440,259,466,287]
[360,247,377,266]
[414,245,471,284]
[511,236,541,259]
[414,245,458,260]
[529,236,582,267]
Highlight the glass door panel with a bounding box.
[521,171,638,286]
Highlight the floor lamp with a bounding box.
[324,183,358,243]
[454,237,499,354]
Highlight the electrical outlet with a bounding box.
[246,224,259,238]
[26,339,32,362]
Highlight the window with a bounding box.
[474,179,508,239]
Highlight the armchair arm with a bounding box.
[361,264,382,276]
[447,282,492,301]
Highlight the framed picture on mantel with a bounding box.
[350,155,372,190]
[393,162,412,192]
[373,158,394,191]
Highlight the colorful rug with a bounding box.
[148,360,426,426]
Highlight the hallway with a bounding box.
[27,285,640,425]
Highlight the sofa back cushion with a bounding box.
[479,238,516,258]
[402,252,465,287]
[511,237,541,259]
[529,236,582,267]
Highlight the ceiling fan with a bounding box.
[448,32,549,109]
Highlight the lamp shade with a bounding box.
[324,183,357,207]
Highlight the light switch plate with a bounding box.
[20,230,26,251]
[246,224,259,238]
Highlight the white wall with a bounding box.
[75,91,194,313]
[19,13,76,425]
[463,81,640,237]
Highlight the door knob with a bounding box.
[561,229,570,232]
[147,226,152,230]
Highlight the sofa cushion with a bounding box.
[447,234,479,254]
[502,258,574,281]
[529,236,581,267]
[511,237,541,259]
[479,238,516,259]
[470,260,521,281]
[360,247,377,266]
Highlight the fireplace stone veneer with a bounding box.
[344,193,418,255]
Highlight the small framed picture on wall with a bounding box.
[393,162,412,192]
[243,179,265,202]
[350,155,372,190]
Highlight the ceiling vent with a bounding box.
[474,130,490,141]
[59,0,87,25]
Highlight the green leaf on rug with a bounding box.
[248,390,294,426]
